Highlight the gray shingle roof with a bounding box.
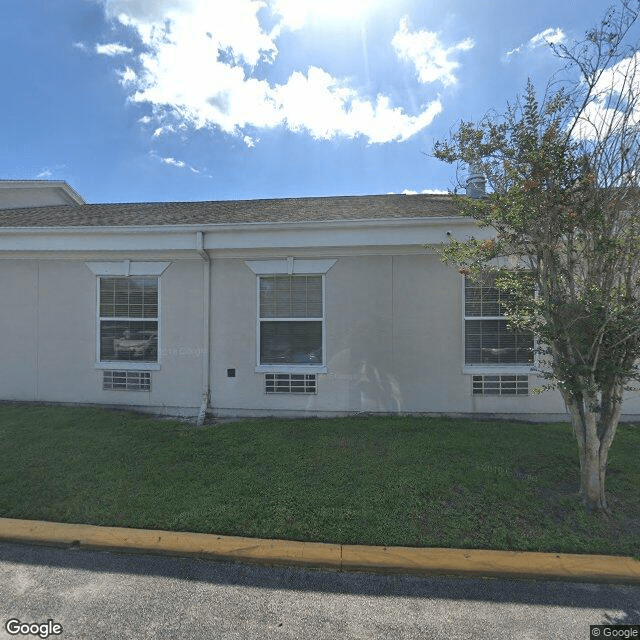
[0,193,459,228]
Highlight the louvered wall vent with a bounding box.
[472,374,528,396]
[265,373,317,394]
[103,371,151,391]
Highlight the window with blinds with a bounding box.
[259,275,323,365]
[99,277,159,363]
[464,275,533,365]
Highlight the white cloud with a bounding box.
[271,67,442,142]
[117,67,137,85]
[153,125,177,137]
[73,42,89,52]
[529,27,565,49]
[161,157,186,168]
[104,0,276,67]
[104,0,190,24]
[391,17,474,86]
[98,0,443,144]
[243,135,258,147]
[36,165,67,179]
[505,27,565,59]
[401,188,448,195]
[572,52,640,140]
[158,155,201,173]
[96,42,134,56]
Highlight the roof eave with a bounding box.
[0,215,470,235]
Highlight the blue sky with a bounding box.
[0,0,608,203]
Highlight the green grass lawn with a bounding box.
[0,404,638,557]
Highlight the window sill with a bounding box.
[96,362,161,371]
[463,365,533,375]
[255,365,327,374]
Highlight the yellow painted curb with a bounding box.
[341,544,640,583]
[0,518,639,584]
[0,518,341,570]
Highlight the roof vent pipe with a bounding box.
[465,163,486,199]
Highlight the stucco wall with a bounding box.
[4,253,640,419]
[0,259,204,413]
[35,261,97,402]
[141,260,205,411]
[0,261,38,399]
[208,253,576,418]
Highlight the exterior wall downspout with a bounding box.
[196,231,211,426]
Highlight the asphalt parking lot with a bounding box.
[1,542,638,639]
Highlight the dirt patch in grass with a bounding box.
[536,480,640,546]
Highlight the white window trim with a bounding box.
[461,274,535,375]
[93,268,164,371]
[463,365,533,375]
[85,261,171,277]
[245,258,336,275]
[96,361,161,372]
[255,275,327,374]
[251,260,332,373]
[257,365,327,374]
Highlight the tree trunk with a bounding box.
[579,433,608,512]
[562,390,619,514]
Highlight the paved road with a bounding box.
[0,542,638,639]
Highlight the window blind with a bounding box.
[99,277,159,363]
[464,275,533,365]
[258,275,323,366]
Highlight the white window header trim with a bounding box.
[245,258,336,275]
[85,261,171,276]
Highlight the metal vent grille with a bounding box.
[103,370,151,391]
[472,374,528,396]
[265,373,317,394]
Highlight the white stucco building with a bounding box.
[2,180,639,421]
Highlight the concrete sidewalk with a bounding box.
[1,517,639,584]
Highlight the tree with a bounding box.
[434,0,640,513]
